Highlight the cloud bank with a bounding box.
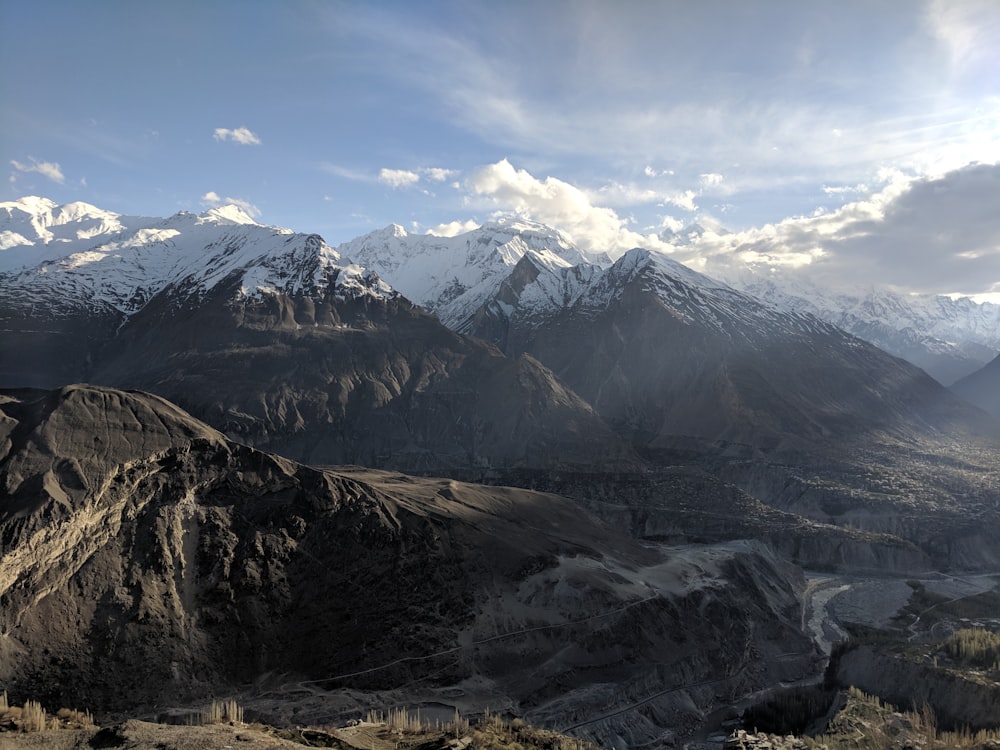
[453,159,1000,298]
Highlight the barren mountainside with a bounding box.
[0,385,816,747]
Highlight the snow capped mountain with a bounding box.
[337,216,610,331]
[0,197,394,318]
[460,242,996,452]
[724,269,1000,384]
[5,197,997,388]
[464,245,843,356]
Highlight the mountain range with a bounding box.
[343,217,1000,386]
[2,196,999,745]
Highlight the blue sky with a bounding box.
[3,1,1000,298]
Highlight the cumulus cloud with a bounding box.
[426,218,481,237]
[11,157,65,184]
[378,168,421,188]
[466,159,672,257]
[213,127,262,145]
[201,190,261,218]
[664,190,699,212]
[454,159,1000,297]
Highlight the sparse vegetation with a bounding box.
[942,628,1000,672]
[472,709,598,750]
[346,707,595,750]
[732,688,1000,749]
[0,693,95,733]
[197,697,244,725]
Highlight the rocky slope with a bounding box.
[0,385,816,747]
[952,352,1000,419]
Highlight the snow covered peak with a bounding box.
[2,195,58,216]
[383,223,409,238]
[337,217,607,329]
[1,198,396,319]
[613,247,734,294]
[0,196,146,271]
[479,216,571,244]
[199,204,260,226]
[721,265,1000,383]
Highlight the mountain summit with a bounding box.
[338,216,610,331]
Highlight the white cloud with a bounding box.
[213,127,262,145]
[201,190,261,218]
[594,182,665,206]
[699,173,724,187]
[452,159,1000,297]
[694,162,1000,296]
[423,167,458,182]
[426,219,481,237]
[466,159,672,257]
[11,157,65,184]
[378,168,421,188]
[822,183,869,196]
[664,190,699,212]
[659,215,684,233]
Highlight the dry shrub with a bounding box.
[55,707,96,729]
[20,700,48,732]
[200,698,244,725]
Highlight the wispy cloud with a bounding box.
[10,157,65,184]
[318,163,373,182]
[213,127,262,145]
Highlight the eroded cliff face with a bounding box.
[833,645,1000,732]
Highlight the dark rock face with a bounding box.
[89,281,631,471]
[0,269,631,472]
[0,385,815,748]
[952,352,1000,419]
[468,250,998,454]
